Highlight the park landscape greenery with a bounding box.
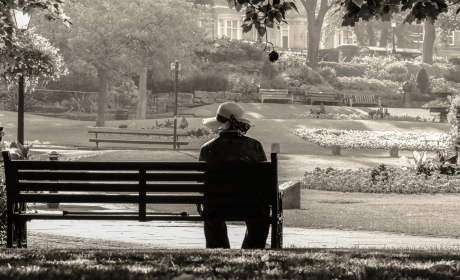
[1,0,460,277]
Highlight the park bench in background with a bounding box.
[308,92,341,105]
[88,127,189,150]
[343,94,381,107]
[2,150,292,249]
[260,88,293,104]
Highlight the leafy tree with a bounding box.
[33,0,204,125]
[436,2,460,49]
[125,0,206,120]
[0,0,70,66]
[2,28,66,91]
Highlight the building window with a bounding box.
[278,25,289,49]
[218,19,240,39]
[341,29,355,44]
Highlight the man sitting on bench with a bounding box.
[199,102,270,249]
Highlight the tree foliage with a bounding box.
[339,0,460,26]
[1,28,66,89]
[0,0,70,66]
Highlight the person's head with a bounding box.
[202,102,253,135]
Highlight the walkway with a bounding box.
[27,219,460,250]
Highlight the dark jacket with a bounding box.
[198,131,268,215]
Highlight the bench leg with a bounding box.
[271,192,283,249]
[7,202,27,248]
[6,202,13,248]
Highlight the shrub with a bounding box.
[444,66,460,83]
[284,65,322,85]
[318,61,365,77]
[260,74,288,89]
[449,57,460,66]
[429,76,459,94]
[385,63,409,83]
[261,60,279,78]
[303,167,460,194]
[416,68,430,94]
[317,67,337,84]
[183,72,230,92]
[335,76,401,99]
[275,51,308,72]
[227,73,260,93]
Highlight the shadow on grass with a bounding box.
[0,248,458,279]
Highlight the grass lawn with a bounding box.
[0,248,459,279]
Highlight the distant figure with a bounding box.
[198,102,270,249]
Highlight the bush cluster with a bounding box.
[284,65,323,86]
[293,128,448,151]
[335,77,402,99]
[295,112,432,122]
[318,61,365,77]
[304,165,460,194]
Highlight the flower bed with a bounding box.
[303,167,460,194]
[295,113,432,122]
[293,128,449,151]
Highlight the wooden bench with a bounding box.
[2,150,286,249]
[308,92,340,105]
[343,94,381,107]
[88,127,189,150]
[259,89,293,104]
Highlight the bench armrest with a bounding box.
[278,181,301,209]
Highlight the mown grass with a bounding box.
[1,248,460,279]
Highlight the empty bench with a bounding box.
[308,92,340,105]
[260,89,293,104]
[88,127,189,150]
[343,94,381,107]
[2,150,288,249]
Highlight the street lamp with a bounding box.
[12,9,31,145]
[391,21,397,55]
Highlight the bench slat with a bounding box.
[15,214,274,222]
[10,161,272,171]
[89,139,189,145]
[14,194,271,205]
[88,128,189,136]
[17,182,270,193]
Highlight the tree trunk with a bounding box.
[96,67,108,127]
[354,24,365,46]
[136,67,148,120]
[366,23,375,46]
[302,0,330,69]
[379,22,390,47]
[307,24,321,69]
[423,19,435,65]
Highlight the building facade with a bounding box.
[202,1,460,58]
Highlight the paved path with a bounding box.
[27,219,460,250]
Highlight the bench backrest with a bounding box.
[259,88,289,95]
[353,94,375,103]
[88,127,189,136]
[2,151,278,215]
[308,92,337,98]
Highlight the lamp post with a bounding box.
[12,9,31,145]
[391,21,397,55]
